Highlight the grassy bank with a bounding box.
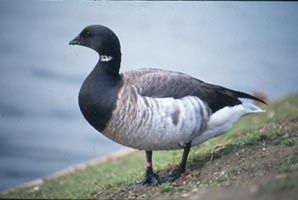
[1,94,298,199]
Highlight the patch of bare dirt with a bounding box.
[191,172,298,200]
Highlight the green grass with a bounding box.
[278,154,298,173]
[1,93,298,199]
[215,168,238,185]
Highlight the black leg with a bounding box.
[161,141,192,183]
[128,151,160,189]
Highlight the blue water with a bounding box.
[0,1,297,191]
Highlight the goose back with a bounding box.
[121,68,264,113]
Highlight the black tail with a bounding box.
[230,89,267,105]
[206,85,268,113]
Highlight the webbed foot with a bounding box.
[128,173,160,189]
[160,167,185,183]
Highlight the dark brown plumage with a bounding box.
[123,68,266,113]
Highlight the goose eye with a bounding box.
[83,31,91,38]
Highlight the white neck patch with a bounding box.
[100,55,113,62]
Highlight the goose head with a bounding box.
[69,25,121,62]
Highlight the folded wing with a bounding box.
[122,68,266,113]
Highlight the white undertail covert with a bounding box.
[192,102,265,146]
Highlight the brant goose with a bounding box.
[69,25,266,187]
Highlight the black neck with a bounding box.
[79,53,122,132]
[92,53,121,80]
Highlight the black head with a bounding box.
[69,25,121,61]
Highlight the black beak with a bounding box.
[69,35,80,45]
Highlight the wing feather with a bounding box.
[122,68,266,113]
